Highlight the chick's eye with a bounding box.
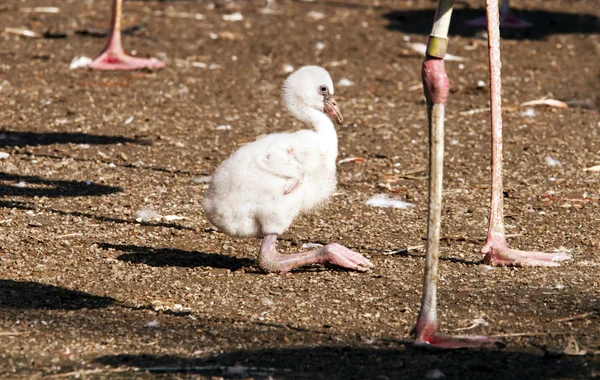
[319,85,328,94]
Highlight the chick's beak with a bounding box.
[324,97,343,125]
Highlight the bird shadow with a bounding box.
[0,280,116,310]
[0,130,149,148]
[33,153,194,176]
[98,243,254,271]
[0,172,122,198]
[93,345,593,379]
[384,7,599,40]
[1,130,193,175]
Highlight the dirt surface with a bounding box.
[1,0,599,378]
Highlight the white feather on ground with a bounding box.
[365,194,414,209]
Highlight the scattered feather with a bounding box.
[124,116,134,125]
[0,80,11,93]
[15,181,28,188]
[324,59,347,67]
[545,156,562,167]
[4,27,41,38]
[459,107,489,115]
[69,56,92,70]
[259,0,280,14]
[154,10,205,20]
[164,215,185,222]
[135,208,161,222]
[151,300,192,313]
[261,297,274,306]
[301,243,324,249]
[455,317,489,331]
[338,157,365,164]
[217,31,244,40]
[188,61,220,70]
[365,194,414,209]
[146,319,161,328]
[583,165,600,172]
[19,7,60,13]
[216,124,232,130]
[191,176,212,184]
[222,12,243,21]
[172,304,188,312]
[307,11,325,20]
[521,107,536,117]
[337,78,354,87]
[520,99,568,108]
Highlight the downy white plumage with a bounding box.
[203,66,373,273]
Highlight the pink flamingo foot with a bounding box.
[89,0,165,71]
[482,236,572,267]
[414,322,502,349]
[466,12,532,29]
[89,51,165,71]
[323,243,374,272]
[258,235,374,273]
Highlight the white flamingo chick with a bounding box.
[203,66,374,273]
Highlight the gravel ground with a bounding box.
[0,0,599,378]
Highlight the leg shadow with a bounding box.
[0,280,116,310]
[98,243,254,271]
[94,345,595,379]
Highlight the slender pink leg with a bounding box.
[89,0,165,71]
[466,0,532,29]
[258,234,373,273]
[481,0,571,267]
[414,0,500,349]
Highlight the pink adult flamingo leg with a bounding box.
[89,0,165,71]
[414,0,500,349]
[481,0,571,267]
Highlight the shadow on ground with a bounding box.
[0,199,193,230]
[34,153,194,175]
[94,345,595,379]
[0,280,116,310]
[99,243,254,270]
[384,8,599,39]
[0,130,148,148]
[0,172,122,198]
